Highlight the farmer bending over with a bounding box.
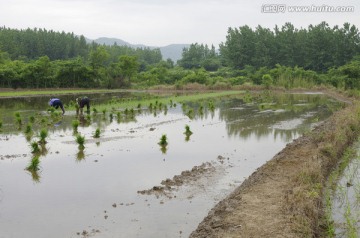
[49,98,65,115]
[76,96,90,114]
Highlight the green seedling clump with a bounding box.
[24,123,33,134]
[30,141,40,154]
[29,116,35,123]
[76,134,85,149]
[93,128,101,138]
[72,120,80,131]
[184,125,193,135]
[26,156,40,172]
[39,128,48,144]
[159,134,168,147]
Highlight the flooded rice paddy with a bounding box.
[331,141,360,237]
[0,92,343,238]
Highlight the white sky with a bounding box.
[0,0,359,47]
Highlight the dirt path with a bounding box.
[190,97,360,237]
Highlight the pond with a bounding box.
[0,91,343,238]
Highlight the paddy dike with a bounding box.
[190,98,360,237]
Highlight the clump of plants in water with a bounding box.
[92,108,98,114]
[184,125,193,141]
[38,128,48,144]
[159,134,168,154]
[30,141,40,154]
[29,115,35,123]
[117,111,122,123]
[93,128,101,138]
[24,123,32,134]
[0,120,2,131]
[72,119,80,132]
[208,101,215,111]
[76,134,85,150]
[14,112,22,128]
[26,156,40,172]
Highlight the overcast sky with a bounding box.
[0,0,359,47]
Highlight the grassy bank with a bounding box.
[287,101,360,236]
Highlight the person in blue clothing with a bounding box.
[49,98,65,115]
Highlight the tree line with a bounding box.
[0,22,359,90]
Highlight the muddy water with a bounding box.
[0,92,342,238]
[331,143,360,237]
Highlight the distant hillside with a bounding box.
[87,37,189,62]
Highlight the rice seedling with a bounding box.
[24,123,33,134]
[198,105,204,115]
[109,113,113,122]
[149,103,153,111]
[47,107,55,113]
[102,108,107,115]
[208,101,215,111]
[159,134,168,147]
[16,117,22,127]
[29,115,35,123]
[86,114,91,123]
[93,128,101,138]
[26,156,40,172]
[0,120,2,130]
[75,134,85,150]
[40,117,47,124]
[93,108,98,114]
[14,112,21,118]
[30,141,40,154]
[124,108,129,115]
[184,125,193,136]
[137,103,141,109]
[117,111,122,123]
[186,109,194,119]
[38,128,48,144]
[72,119,80,132]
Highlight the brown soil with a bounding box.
[137,156,230,199]
[190,97,360,237]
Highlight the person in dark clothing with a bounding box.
[49,98,65,115]
[76,96,90,114]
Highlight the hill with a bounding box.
[87,37,189,62]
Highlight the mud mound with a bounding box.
[138,157,229,198]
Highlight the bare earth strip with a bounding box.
[190,97,360,237]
